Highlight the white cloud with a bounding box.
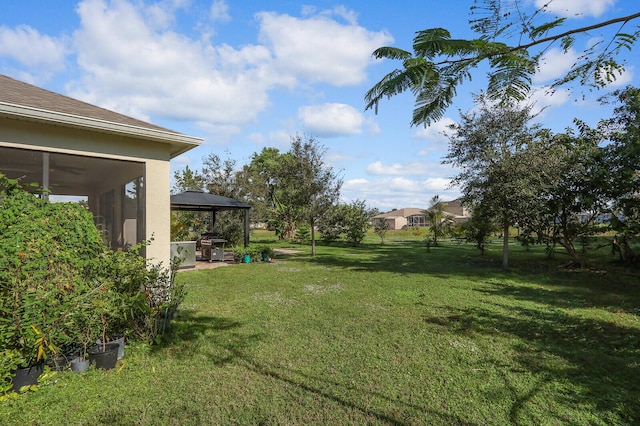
[534,48,579,83]
[0,25,67,79]
[298,103,363,137]
[70,0,274,125]
[171,153,193,168]
[210,0,231,22]
[536,0,614,18]
[66,0,391,136]
[366,160,455,177]
[602,65,634,87]
[267,130,294,148]
[421,177,452,191]
[367,161,426,176]
[256,10,392,86]
[344,178,369,186]
[533,41,633,92]
[366,119,381,136]
[525,85,571,117]
[341,176,460,211]
[413,117,455,155]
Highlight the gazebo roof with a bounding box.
[170,190,251,211]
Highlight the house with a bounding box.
[434,198,471,224]
[0,74,202,266]
[372,199,471,230]
[372,208,425,230]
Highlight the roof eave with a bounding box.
[0,102,202,159]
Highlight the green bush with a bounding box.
[0,175,105,378]
[0,174,185,393]
[232,245,262,262]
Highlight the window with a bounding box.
[407,215,426,227]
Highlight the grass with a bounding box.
[2,232,640,425]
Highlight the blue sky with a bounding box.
[1,0,638,211]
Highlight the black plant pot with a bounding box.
[47,354,70,371]
[97,334,125,360]
[12,364,44,392]
[88,342,119,370]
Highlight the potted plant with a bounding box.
[232,246,250,263]
[0,260,60,392]
[68,292,101,373]
[260,245,274,262]
[1,325,49,393]
[86,279,120,370]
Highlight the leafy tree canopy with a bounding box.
[365,0,640,126]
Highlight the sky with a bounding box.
[1,0,638,212]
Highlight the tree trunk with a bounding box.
[502,222,509,270]
[310,219,316,257]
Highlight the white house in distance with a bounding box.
[372,199,471,230]
[0,74,202,266]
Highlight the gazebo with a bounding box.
[170,190,251,247]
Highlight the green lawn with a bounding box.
[2,234,640,425]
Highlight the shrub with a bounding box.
[0,174,106,376]
[0,174,185,392]
[295,223,311,243]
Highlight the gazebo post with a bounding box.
[244,209,250,247]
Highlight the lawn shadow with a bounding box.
[475,274,640,315]
[288,239,568,278]
[424,303,640,422]
[288,240,487,275]
[151,310,261,367]
[287,240,640,314]
[156,308,478,424]
[225,350,481,425]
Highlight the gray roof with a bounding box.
[372,208,424,219]
[0,74,175,133]
[171,190,251,211]
[0,74,202,157]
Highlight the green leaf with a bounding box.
[529,18,566,39]
[561,35,575,51]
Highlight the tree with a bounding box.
[317,200,372,245]
[460,202,497,255]
[342,200,374,246]
[172,165,204,193]
[236,147,282,224]
[317,204,345,243]
[201,152,240,198]
[423,195,453,246]
[365,0,640,127]
[374,219,389,245]
[445,96,543,269]
[276,135,342,256]
[518,128,608,266]
[600,86,640,264]
[171,166,207,241]
[171,153,247,245]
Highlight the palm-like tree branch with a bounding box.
[365,7,640,127]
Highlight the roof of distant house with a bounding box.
[373,208,424,219]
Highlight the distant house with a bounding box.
[0,74,202,266]
[434,198,471,224]
[372,198,471,230]
[372,208,426,230]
